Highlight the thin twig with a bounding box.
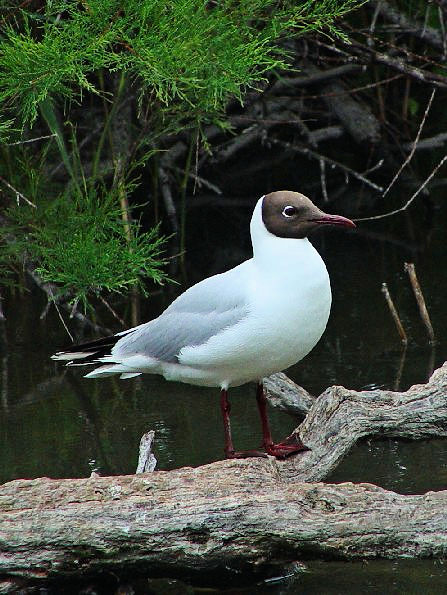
[393,346,407,392]
[99,295,126,327]
[39,300,52,320]
[371,51,447,87]
[158,166,179,235]
[50,122,103,177]
[5,133,56,146]
[295,115,317,147]
[382,89,436,198]
[0,213,109,335]
[170,166,222,195]
[47,288,74,343]
[270,138,383,192]
[319,158,328,202]
[69,298,79,319]
[293,73,403,101]
[159,165,181,276]
[0,175,36,208]
[0,292,5,321]
[404,263,436,345]
[273,64,361,91]
[439,5,447,58]
[368,0,382,48]
[381,283,408,345]
[25,262,110,335]
[426,344,436,384]
[354,154,447,222]
[342,25,447,75]
[193,130,200,195]
[363,159,385,175]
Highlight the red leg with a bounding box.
[256,382,309,459]
[220,388,235,457]
[256,381,274,446]
[220,389,266,459]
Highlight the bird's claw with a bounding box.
[225,449,268,459]
[264,434,310,459]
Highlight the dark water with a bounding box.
[1,190,447,592]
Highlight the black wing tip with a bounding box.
[52,334,120,363]
[55,335,118,354]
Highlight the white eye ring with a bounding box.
[282,205,296,218]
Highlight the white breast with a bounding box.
[177,235,331,387]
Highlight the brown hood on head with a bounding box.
[262,191,355,239]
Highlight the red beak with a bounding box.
[311,214,356,228]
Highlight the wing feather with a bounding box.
[113,262,251,362]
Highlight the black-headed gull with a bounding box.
[53,191,355,458]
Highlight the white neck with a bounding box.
[250,196,316,269]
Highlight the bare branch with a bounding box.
[404,263,436,345]
[264,372,315,416]
[5,133,56,146]
[381,282,408,345]
[320,158,328,202]
[382,89,436,198]
[24,262,111,335]
[273,64,361,92]
[368,0,445,52]
[99,295,126,328]
[170,165,222,195]
[367,51,447,88]
[354,154,447,222]
[0,175,36,208]
[270,138,384,192]
[403,132,447,151]
[158,166,179,236]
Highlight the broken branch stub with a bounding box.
[280,362,447,482]
[136,430,157,474]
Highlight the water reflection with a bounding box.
[0,191,447,592]
[258,560,447,595]
[1,195,446,483]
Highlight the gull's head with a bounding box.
[260,190,355,239]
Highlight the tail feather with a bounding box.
[84,364,142,379]
[52,330,147,380]
[52,333,125,365]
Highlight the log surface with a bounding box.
[1,465,447,582]
[1,363,447,587]
[281,362,447,482]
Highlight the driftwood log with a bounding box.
[1,363,447,591]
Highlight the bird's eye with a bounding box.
[282,205,297,218]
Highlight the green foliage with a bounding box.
[0,0,363,129]
[7,187,168,309]
[0,0,363,310]
[0,118,15,142]
[0,6,113,126]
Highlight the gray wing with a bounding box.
[113,262,251,362]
